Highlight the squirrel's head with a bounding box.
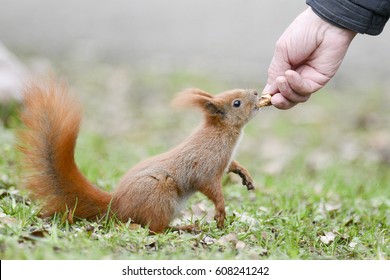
[172,88,260,128]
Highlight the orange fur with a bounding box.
[18,80,111,219]
[18,80,259,232]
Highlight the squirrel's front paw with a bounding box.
[245,181,255,191]
[228,161,255,191]
[238,171,255,191]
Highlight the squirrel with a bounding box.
[18,79,262,233]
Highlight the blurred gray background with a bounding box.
[0,0,390,90]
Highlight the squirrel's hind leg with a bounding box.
[199,183,226,228]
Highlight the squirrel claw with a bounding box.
[214,211,226,229]
[246,182,255,191]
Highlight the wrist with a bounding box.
[307,0,389,35]
[304,7,357,45]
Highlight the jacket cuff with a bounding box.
[306,0,389,35]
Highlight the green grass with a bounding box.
[0,62,389,259]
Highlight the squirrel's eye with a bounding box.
[233,100,241,108]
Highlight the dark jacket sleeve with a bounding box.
[306,0,390,35]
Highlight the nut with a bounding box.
[258,94,272,107]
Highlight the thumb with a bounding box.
[261,82,278,95]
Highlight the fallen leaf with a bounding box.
[349,241,358,249]
[217,233,238,246]
[324,202,342,212]
[201,235,216,246]
[235,241,246,250]
[233,211,258,226]
[145,241,158,250]
[258,206,269,213]
[319,201,342,217]
[0,213,17,225]
[30,228,48,238]
[19,227,49,243]
[128,223,141,230]
[90,233,99,240]
[85,224,95,233]
[320,232,337,245]
[349,237,360,249]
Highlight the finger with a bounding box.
[271,93,297,110]
[285,69,324,95]
[276,76,310,103]
[262,82,279,95]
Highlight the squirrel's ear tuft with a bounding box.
[172,88,225,116]
[172,88,212,109]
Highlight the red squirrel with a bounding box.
[18,79,262,232]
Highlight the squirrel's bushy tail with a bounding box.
[18,79,112,219]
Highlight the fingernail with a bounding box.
[278,80,287,91]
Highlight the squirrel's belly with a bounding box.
[173,190,195,218]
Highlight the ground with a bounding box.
[0,60,389,260]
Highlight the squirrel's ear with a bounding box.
[172,88,225,116]
[172,88,226,116]
[183,88,214,99]
[172,88,212,108]
[204,101,226,116]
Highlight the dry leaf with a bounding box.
[145,241,158,250]
[235,241,246,250]
[349,241,358,249]
[201,235,216,245]
[319,201,342,217]
[30,228,48,238]
[128,223,141,230]
[233,211,258,226]
[19,227,49,243]
[258,206,269,213]
[324,202,342,212]
[85,224,95,233]
[349,237,360,249]
[320,232,337,244]
[217,233,238,246]
[0,214,17,225]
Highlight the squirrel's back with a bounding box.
[18,80,112,219]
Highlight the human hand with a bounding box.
[263,8,357,109]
